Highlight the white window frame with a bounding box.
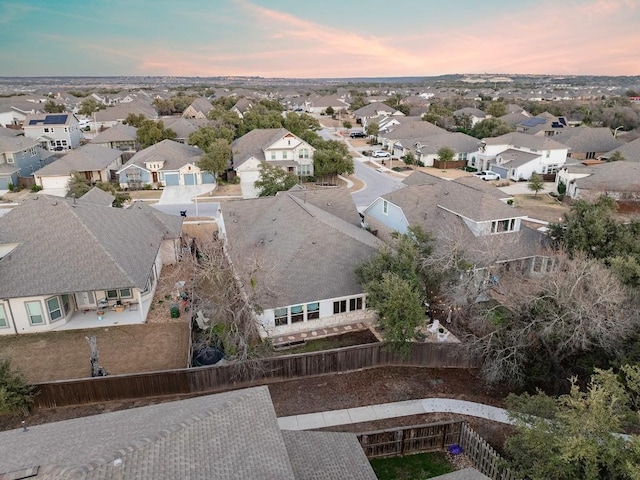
[383,200,388,215]
[0,304,7,328]
[25,301,44,325]
[46,296,63,322]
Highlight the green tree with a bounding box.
[0,359,35,414]
[470,117,513,138]
[312,140,354,184]
[485,101,507,117]
[365,272,425,351]
[454,113,473,131]
[437,146,455,163]
[197,138,232,177]
[343,120,352,130]
[136,120,177,148]
[325,106,335,116]
[67,171,92,198]
[254,162,298,196]
[282,112,320,137]
[528,173,544,196]
[43,100,65,113]
[608,151,625,162]
[78,97,102,116]
[123,113,147,127]
[95,181,130,208]
[365,122,379,140]
[505,366,640,480]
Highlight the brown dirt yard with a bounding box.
[0,263,192,384]
[512,194,571,224]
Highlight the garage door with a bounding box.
[184,173,196,185]
[201,172,215,184]
[40,176,71,190]
[0,176,11,190]
[164,173,179,186]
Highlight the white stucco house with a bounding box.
[0,196,183,335]
[231,128,315,198]
[470,132,569,181]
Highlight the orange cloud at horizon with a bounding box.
[126,0,640,77]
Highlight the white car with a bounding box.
[474,170,500,181]
[371,150,391,158]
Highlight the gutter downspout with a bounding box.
[4,300,18,335]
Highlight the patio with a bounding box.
[51,297,153,331]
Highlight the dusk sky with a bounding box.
[1,0,639,78]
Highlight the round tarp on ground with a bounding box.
[193,346,225,366]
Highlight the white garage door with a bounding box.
[40,176,71,190]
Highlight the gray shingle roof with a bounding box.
[415,131,479,154]
[94,101,156,122]
[231,127,291,168]
[288,187,362,226]
[33,144,122,176]
[0,136,38,153]
[574,160,640,192]
[0,196,182,297]
[601,136,640,161]
[496,148,540,168]
[120,139,202,172]
[454,107,486,118]
[553,127,623,154]
[79,186,115,207]
[185,97,213,116]
[282,430,377,480]
[0,386,373,480]
[89,124,137,144]
[483,131,567,151]
[383,121,446,142]
[222,193,384,308]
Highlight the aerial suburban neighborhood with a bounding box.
[1,1,640,479]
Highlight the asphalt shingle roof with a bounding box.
[222,193,383,309]
[120,139,202,172]
[79,186,115,207]
[33,144,122,176]
[0,196,182,297]
[231,127,291,168]
[0,386,373,479]
[574,160,640,192]
[553,126,623,154]
[602,136,640,161]
[0,136,38,153]
[90,124,137,144]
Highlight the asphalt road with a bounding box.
[352,160,405,210]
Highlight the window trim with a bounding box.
[46,296,63,322]
[0,304,7,329]
[25,301,44,325]
[274,307,288,326]
[382,200,388,215]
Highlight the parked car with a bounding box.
[474,170,500,181]
[350,131,367,138]
[371,150,391,158]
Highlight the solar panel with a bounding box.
[43,114,68,125]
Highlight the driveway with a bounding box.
[157,185,215,204]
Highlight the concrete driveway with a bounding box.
[157,185,215,204]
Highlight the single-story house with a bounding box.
[556,161,640,202]
[0,195,183,335]
[219,190,384,338]
[33,144,123,193]
[117,139,214,189]
[599,136,640,162]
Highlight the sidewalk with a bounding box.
[277,398,512,431]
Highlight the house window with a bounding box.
[119,288,132,299]
[44,128,50,133]
[349,297,363,311]
[491,219,515,233]
[106,290,119,300]
[290,305,304,323]
[297,164,312,176]
[282,151,288,160]
[0,305,7,328]
[533,257,543,273]
[546,150,550,158]
[298,149,309,159]
[25,301,44,325]
[333,300,347,314]
[6,155,14,164]
[271,151,276,160]
[274,308,288,326]
[586,152,596,159]
[383,200,389,215]
[61,294,70,316]
[456,152,467,161]
[307,302,319,320]
[46,296,63,322]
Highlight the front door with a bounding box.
[152,172,158,183]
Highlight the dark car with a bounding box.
[350,131,367,138]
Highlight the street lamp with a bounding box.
[614,125,624,138]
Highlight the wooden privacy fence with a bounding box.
[358,421,518,480]
[33,341,478,409]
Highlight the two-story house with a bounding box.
[90,123,138,152]
[22,113,83,151]
[0,137,52,190]
[182,97,213,119]
[362,171,550,284]
[117,139,214,189]
[471,132,569,180]
[231,128,315,198]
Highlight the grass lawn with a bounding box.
[370,452,454,480]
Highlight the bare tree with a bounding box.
[462,252,640,388]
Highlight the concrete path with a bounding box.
[157,185,215,204]
[278,398,513,431]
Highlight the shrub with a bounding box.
[31,184,43,192]
[557,180,567,196]
[142,183,152,190]
[0,359,36,415]
[507,199,514,206]
[416,159,425,167]
[7,183,13,191]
